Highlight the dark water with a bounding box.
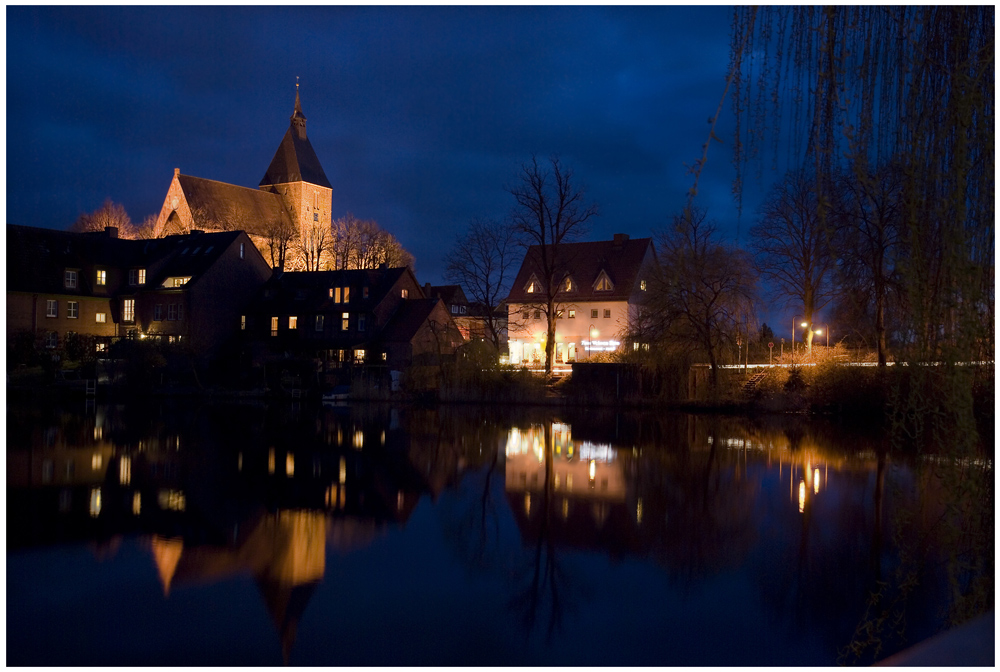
[6,400,969,665]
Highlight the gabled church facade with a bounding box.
[152,84,333,270]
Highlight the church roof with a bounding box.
[177,174,293,234]
[259,90,332,189]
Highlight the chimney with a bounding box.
[105,226,119,239]
[174,168,180,178]
[425,282,432,292]
[613,233,629,248]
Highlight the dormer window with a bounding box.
[401,289,408,299]
[594,273,614,292]
[129,269,146,286]
[562,276,575,292]
[640,279,647,291]
[526,280,537,293]
[64,270,78,289]
[95,270,107,286]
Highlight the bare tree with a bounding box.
[126,214,159,240]
[298,222,330,271]
[330,213,414,270]
[641,209,757,390]
[445,217,518,351]
[507,156,598,374]
[833,163,904,367]
[261,217,297,271]
[750,170,835,351]
[70,199,131,233]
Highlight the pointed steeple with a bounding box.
[291,77,307,139]
[259,79,332,189]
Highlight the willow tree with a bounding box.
[730,6,993,367]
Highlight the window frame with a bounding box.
[95,269,107,286]
[65,269,78,289]
[122,299,135,323]
[46,299,58,318]
[67,301,79,319]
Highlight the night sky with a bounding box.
[7,5,779,288]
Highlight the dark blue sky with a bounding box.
[7,5,779,288]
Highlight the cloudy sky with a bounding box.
[7,5,781,287]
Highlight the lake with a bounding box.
[6,399,978,665]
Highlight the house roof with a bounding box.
[425,284,468,306]
[259,92,332,189]
[507,235,654,304]
[178,174,293,234]
[381,298,441,344]
[256,267,411,312]
[142,231,244,288]
[7,224,146,294]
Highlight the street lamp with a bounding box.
[814,324,830,349]
[791,317,807,364]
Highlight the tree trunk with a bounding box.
[545,300,556,375]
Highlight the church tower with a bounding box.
[259,82,333,240]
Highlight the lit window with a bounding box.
[354,349,366,363]
[595,275,613,291]
[168,304,177,321]
[289,316,298,330]
[95,312,106,324]
[45,331,58,349]
[640,279,647,291]
[334,287,341,302]
[358,315,366,331]
[138,269,146,285]
[604,309,611,319]
[241,315,246,330]
[67,302,79,319]
[46,300,58,318]
[271,316,279,336]
[527,280,537,293]
[65,270,78,289]
[563,277,573,292]
[315,315,324,331]
[591,309,598,318]
[556,309,564,319]
[401,289,408,299]
[342,312,350,330]
[343,287,350,302]
[381,352,387,361]
[154,304,163,321]
[96,342,107,352]
[96,270,107,286]
[569,309,576,318]
[123,299,135,322]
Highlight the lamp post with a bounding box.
[814,324,830,349]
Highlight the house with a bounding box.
[151,84,333,270]
[506,233,656,368]
[423,283,508,349]
[6,224,272,361]
[249,268,464,383]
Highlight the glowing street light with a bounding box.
[814,323,830,349]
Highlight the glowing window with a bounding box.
[241,315,246,330]
[527,281,536,293]
[288,316,298,330]
[354,349,366,364]
[595,275,613,291]
[342,312,350,331]
[95,270,107,286]
[568,309,576,318]
[138,269,146,285]
[401,289,408,299]
[563,277,573,292]
[640,279,647,291]
[122,299,135,322]
[271,316,279,336]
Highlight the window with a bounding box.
[556,309,564,319]
[569,309,576,318]
[271,317,279,336]
[313,212,319,222]
[45,331,58,349]
[341,312,350,331]
[65,270,78,289]
[527,280,537,293]
[177,304,184,321]
[451,305,458,314]
[563,277,573,292]
[343,287,350,302]
[401,289,408,299]
[522,311,530,320]
[95,312,107,324]
[122,299,135,322]
[315,315,324,331]
[46,300,58,318]
[95,342,107,353]
[154,304,163,321]
[595,275,613,291]
[604,309,611,319]
[96,270,107,286]
[640,279,647,291]
[381,352,387,362]
[358,315,367,331]
[241,315,246,331]
[67,302,79,319]
[167,304,177,321]
[591,309,599,319]
[354,349,366,364]
[129,269,146,286]
[534,310,541,319]
[460,306,466,314]
[240,242,245,259]
[138,269,146,285]
[288,316,298,330]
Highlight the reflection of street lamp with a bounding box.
[587,324,596,360]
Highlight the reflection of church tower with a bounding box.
[259,81,334,239]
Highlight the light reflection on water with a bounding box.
[5,401,975,666]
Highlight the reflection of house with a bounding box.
[506,234,656,367]
[6,224,271,359]
[250,269,464,375]
[152,86,333,270]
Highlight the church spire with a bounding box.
[291,77,307,139]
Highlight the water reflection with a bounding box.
[6,401,974,666]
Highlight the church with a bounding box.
[151,84,334,270]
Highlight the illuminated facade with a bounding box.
[506,234,656,368]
